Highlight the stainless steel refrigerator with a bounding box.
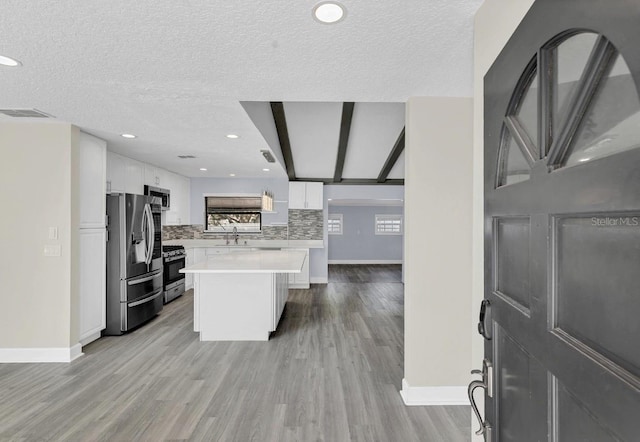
[105,193,163,335]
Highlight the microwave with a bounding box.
[144,185,170,211]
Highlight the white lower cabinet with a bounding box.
[288,248,309,289]
[79,229,106,345]
[206,247,229,257]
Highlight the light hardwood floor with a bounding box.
[0,265,470,441]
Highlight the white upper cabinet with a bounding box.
[144,164,156,186]
[125,159,144,195]
[145,165,169,188]
[305,182,323,209]
[289,182,306,209]
[163,173,190,225]
[107,152,190,224]
[289,182,323,210]
[79,133,107,228]
[176,176,190,224]
[106,152,145,195]
[106,151,126,194]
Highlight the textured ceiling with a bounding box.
[0,0,483,178]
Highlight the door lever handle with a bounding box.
[469,360,494,439]
[468,379,487,436]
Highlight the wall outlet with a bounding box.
[44,245,61,257]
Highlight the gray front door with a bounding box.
[479,0,640,440]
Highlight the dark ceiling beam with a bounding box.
[270,102,296,180]
[377,127,405,183]
[294,177,404,185]
[333,102,355,183]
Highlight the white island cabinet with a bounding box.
[181,250,306,341]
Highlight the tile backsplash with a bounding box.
[287,210,323,240]
[162,209,323,241]
[162,224,288,240]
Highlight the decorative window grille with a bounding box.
[375,214,403,235]
[328,213,343,235]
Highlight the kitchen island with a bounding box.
[180,249,306,341]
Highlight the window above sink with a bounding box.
[205,212,262,233]
[204,194,263,233]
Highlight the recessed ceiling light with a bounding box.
[578,157,591,162]
[262,168,270,172]
[200,168,207,171]
[226,134,239,139]
[121,133,136,139]
[229,173,236,177]
[313,2,346,24]
[0,55,22,67]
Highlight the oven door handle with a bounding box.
[128,288,163,307]
[165,255,186,263]
[127,270,162,286]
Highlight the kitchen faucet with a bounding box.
[220,224,231,245]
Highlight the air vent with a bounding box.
[177,155,196,159]
[261,150,275,163]
[0,109,52,118]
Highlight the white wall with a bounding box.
[472,1,535,439]
[402,97,473,404]
[0,122,81,356]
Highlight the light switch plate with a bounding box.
[44,245,61,257]
[48,227,58,240]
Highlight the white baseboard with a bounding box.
[399,378,468,406]
[310,277,328,284]
[0,343,84,363]
[328,259,403,265]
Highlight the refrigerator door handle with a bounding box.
[127,269,162,286]
[143,203,153,265]
[140,204,148,261]
[148,204,155,263]
[128,288,163,307]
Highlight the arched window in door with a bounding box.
[496,31,640,187]
[497,57,538,187]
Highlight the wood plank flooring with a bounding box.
[0,265,469,441]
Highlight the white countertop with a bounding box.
[180,250,307,274]
[164,239,324,249]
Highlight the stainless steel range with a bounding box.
[162,245,186,303]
